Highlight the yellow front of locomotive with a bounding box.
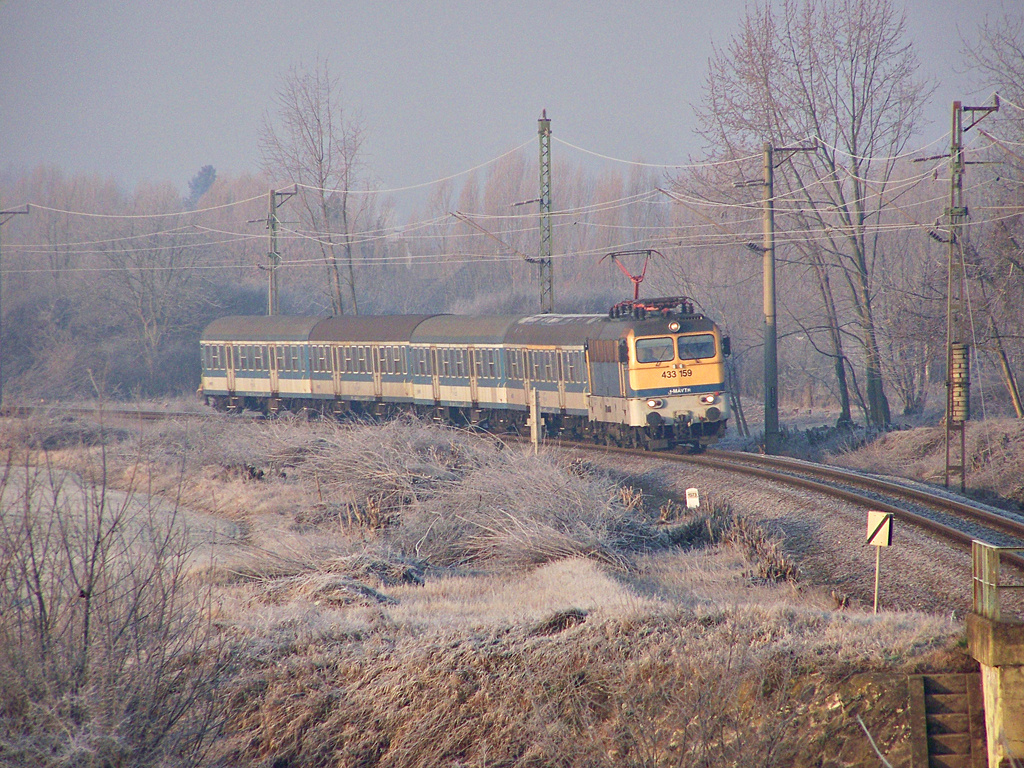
[625,320,730,439]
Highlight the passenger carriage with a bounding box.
[198,299,731,450]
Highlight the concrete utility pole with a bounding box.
[0,198,30,413]
[265,187,296,316]
[538,110,553,314]
[761,143,781,454]
[736,142,815,454]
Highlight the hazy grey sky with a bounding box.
[0,0,1014,206]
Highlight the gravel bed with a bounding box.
[572,450,977,618]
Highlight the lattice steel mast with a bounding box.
[538,110,553,314]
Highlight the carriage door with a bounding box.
[269,344,280,395]
[331,346,342,397]
[556,349,567,411]
[226,345,236,393]
[468,347,479,406]
[430,347,440,403]
[372,346,383,400]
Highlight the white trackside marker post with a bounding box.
[686,488,700,509]
[866,511,894,614]
[529,387,542,453]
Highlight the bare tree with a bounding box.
[260,59,370,315]
[695,0,930,426]
[962,10,1024,417]
[100,183,210,391]
[964,10,1024,144]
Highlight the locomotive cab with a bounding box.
[588,297,732,450]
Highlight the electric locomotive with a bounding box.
[198,297,731,450]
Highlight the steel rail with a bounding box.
[702,449,1024,542]
[545,438,1024,571]
[1,404,213,422]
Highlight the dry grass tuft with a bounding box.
[213,603,963,768]
[661,500,800,583]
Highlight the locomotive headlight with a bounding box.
[668,321,681,332]
[646,398,666,409]
[699,393,720,405]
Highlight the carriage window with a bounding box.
[635,336,675,363]
[544,351,553,381]
[677,334,717,361]
[565,352,576,382]
[455,350,466,378]
[239,346,249,371]
[275,346,284,372]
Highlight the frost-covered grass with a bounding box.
[831,418,1024,508]
[0,410,973,768]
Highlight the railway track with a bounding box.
[549,439,1024,571]
[1,403,215,422]
[9,403,1024,571]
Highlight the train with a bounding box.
[198,297,732,451]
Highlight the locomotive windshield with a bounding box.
[635,336,674,363]
[677,334,716,360]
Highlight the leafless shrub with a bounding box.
[0,444,224,767]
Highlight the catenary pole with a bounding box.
[538,110,553,314]
[762,143,780,454]
[738,142,814,454]
[0,198,30,413]
[265,187,296,316]
[943,98,998,490]
[268,189,280,315]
